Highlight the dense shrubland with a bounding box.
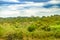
[0,15,60,40]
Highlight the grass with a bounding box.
[0,23,60,40]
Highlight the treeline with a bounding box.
[0,15,60,24]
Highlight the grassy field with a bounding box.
[0,15,60,40]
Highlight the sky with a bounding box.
[0,0,60,17]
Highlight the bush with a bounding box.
[28,25,36,32]
[17,31,23,40]
[6,34,14,40]
[54,32,60,38]
[41,25,51,31]
[0,26,4,37]
[5,31,24,40]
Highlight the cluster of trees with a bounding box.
[0,15,60,40]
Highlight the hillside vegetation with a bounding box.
[0,15,60,40]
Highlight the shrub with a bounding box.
[54,32,60,38]
[6,34,14,40]
[17,31,23,40]
[0,26,4,37]
[41,25,51,31]
[28,25,36,32]
[6,31,24,40]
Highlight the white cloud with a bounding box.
[0,10,20,17]
[47,0,60,4]
[0,0,19,2]
[0,4,60,17]
[0,0,60,17]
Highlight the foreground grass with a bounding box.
[0,24,60,40]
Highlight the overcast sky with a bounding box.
[0,0,60,17]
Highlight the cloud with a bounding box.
[0,0,60,17]
[0,0,19,2]
[43,0,60,8]
[0,2,45,17]
[18,0,50,2]
[0,3,60,17]
[0,10,20,17]
[48,0,60,4]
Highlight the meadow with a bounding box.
[0,15,60,40]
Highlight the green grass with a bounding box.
[0,24,60,40]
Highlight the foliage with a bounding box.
[28,24,36,32]
[0,15,60,40]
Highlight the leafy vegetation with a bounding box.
[0,15,60,40]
